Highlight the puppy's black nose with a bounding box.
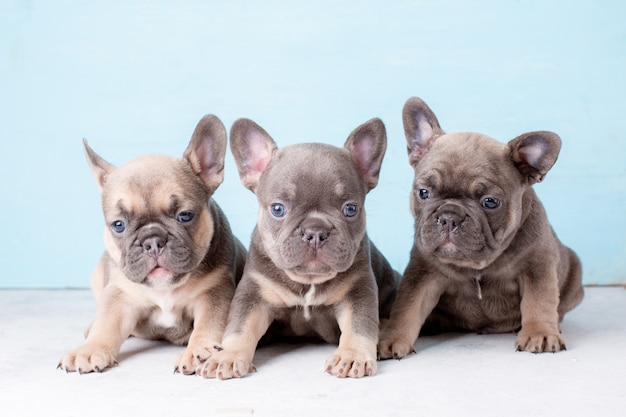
[142,236,166,258]
[437,213,461,233]
[302,227,329,249]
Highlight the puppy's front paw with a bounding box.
[58,344,117,373]
[325,348,377,378]
[515,323,566,353]
[377,333,416,360]
[174,343,221,375]
[197,350,256,380]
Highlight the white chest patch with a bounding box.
[151,292,179,328]
[475,276,483,301]
[303,285,316,321]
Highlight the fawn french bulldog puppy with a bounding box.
[58,115,246,374]
[199,117,399,379]
[378,97,583,359]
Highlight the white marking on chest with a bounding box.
[151,291,179,328]
[475,276,483,300]
[303,285,316,320]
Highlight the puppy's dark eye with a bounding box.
[418,189,430,200]
[482,197,501,209]
[343,203,358,218]
[111,220,126,233]
[177,211,194,223]
[270,203,286,218]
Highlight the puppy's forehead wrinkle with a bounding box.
[421,137,513,194]
[428,171,503,198]
[105,156,206,218]
[108,183,158,218]
[261,146,364,208]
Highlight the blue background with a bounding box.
[1,0,624,288]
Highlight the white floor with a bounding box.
[1,287,624,417]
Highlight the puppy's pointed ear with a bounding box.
[229,118,277,193]
[83,139,115,192]
[402,97,444,167]
[184,114,227,193]
[344,117,387,191]
[509,131,561,184]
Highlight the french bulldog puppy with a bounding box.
[378,97,583,359]
[58,115,246,374]
[198,117,399,379]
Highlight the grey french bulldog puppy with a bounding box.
[378,97,583,360]
[58,115,246,374]
[199,117,399,379]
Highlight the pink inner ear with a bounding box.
[518,141,547,169]
[193,140,222,182]
[352,135,377,177]
[243,130,272,176]
[416,114,434,147]
[196,141,214,169]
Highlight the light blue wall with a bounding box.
[1,0,624,288]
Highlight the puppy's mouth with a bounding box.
[435,241,491,270]
[147,265,174,280]
[285,259,337,285]
[293,259,333,276]
[439,240,458,252]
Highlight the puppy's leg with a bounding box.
[378,272,444,360]
[58,287,136,373]
[174,276,234,375]
[325,299,379,378]
[198,281,272,380]
[515,265,565,353]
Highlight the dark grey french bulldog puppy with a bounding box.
[379,97,583,359]
[199,117,399,379]
[58,115,246,374]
